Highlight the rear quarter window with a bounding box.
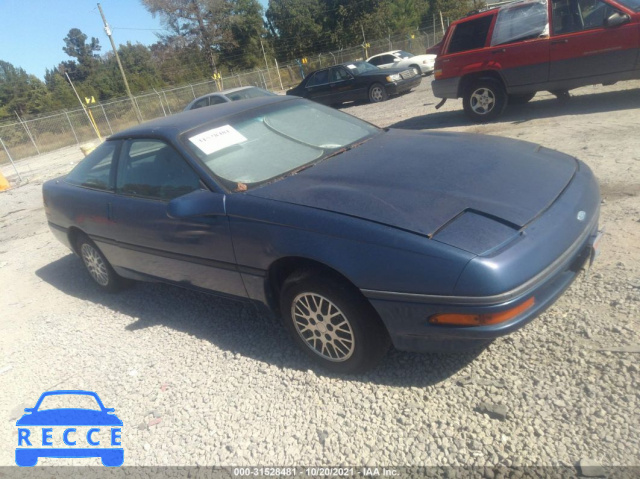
[447,15,494,54]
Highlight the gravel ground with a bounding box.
[1,79,639,474]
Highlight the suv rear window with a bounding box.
[447,15,494,54]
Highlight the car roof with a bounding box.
[369,50,402,58]
[111,95,297,141]
[208,86,261,96]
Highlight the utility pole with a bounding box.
[97,3,142,123]
[360,24,369,59]
[64,71,101,140]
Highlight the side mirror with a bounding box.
[605,12,630,27]
[393,58,401,62]
[23,408,34,413]
[167,189,225,219]
[104,408,115,413]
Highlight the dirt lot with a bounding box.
[1,79,639,473]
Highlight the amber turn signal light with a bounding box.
[429,297,535,326]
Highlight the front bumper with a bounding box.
[387,75,422,95]
[362,160,602,353]
[365,224,599,353]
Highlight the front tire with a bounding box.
[368,83,388,103]
[280,273,390,373]
[77,234,128,293]
[410,64,421,76]
[463,79,507,122]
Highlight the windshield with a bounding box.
[184,101,379,191]
[396,50,414,58]
[226,87,274,101]
[614,0,640,9]
[344,61,379,75]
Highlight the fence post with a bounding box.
[190,84,196,99]
[274,59,284,91]
[99,104,114,135]
[0,137,23,182]
[64,111,80,145]
[15,112,40,155]
[162,91,173,115]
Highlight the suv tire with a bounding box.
[463,79,507,122]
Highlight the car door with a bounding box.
[329,66,359,103]
[488,1,551,88]
[549,0,638,81]
[303,69,333,104]
[378,54,398,69]
[107,138,247,297]
[63,140,121,256]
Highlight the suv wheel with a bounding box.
[463,79,507,122]
[280,273,390,373]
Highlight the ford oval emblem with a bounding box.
[577,211,586,222]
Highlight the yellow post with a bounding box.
[0,170,10,191]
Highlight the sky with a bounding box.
[0,0,269,80]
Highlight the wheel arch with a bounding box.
[458,70,506,98]
[265,256,361,316]
[67,226,86,255]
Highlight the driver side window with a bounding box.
[116,139,202,201]
[552,0,618,34]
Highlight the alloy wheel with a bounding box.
[291,293,356,362]
[81,243,109,286]
[470,87,496,115]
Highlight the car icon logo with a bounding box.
[15,390,123,467]
[577,211,586,222]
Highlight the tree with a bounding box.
[141,0,234,74]
[220,0,266,71]
[266,0,327,60]
[61,28,102,82]
[0,61,53,120]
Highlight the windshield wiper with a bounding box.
[323,137,373,161]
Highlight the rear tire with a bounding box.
[508,92,535,105]
[368,83,388,103]
[76,234,129,293]
[463,79,507,122]
[280,272,390,373]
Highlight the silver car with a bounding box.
[184,86,275,111]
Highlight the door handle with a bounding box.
[492,49,506,54]
[551,39,569,44]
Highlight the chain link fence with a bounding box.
[0,25,444,167]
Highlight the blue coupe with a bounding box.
[43,96,601,373]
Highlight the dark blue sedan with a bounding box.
[43,96,602,373]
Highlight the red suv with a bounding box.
[432,0,640,121]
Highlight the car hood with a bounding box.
[357,67,405,77]
[248,130,577,238]
[16,409,123,426]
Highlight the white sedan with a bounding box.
[367,50,436,76]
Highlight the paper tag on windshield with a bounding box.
[189,125,247,155]
[346,64,356,69]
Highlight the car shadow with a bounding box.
[390,87,640,130]
[36,255,482,387]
